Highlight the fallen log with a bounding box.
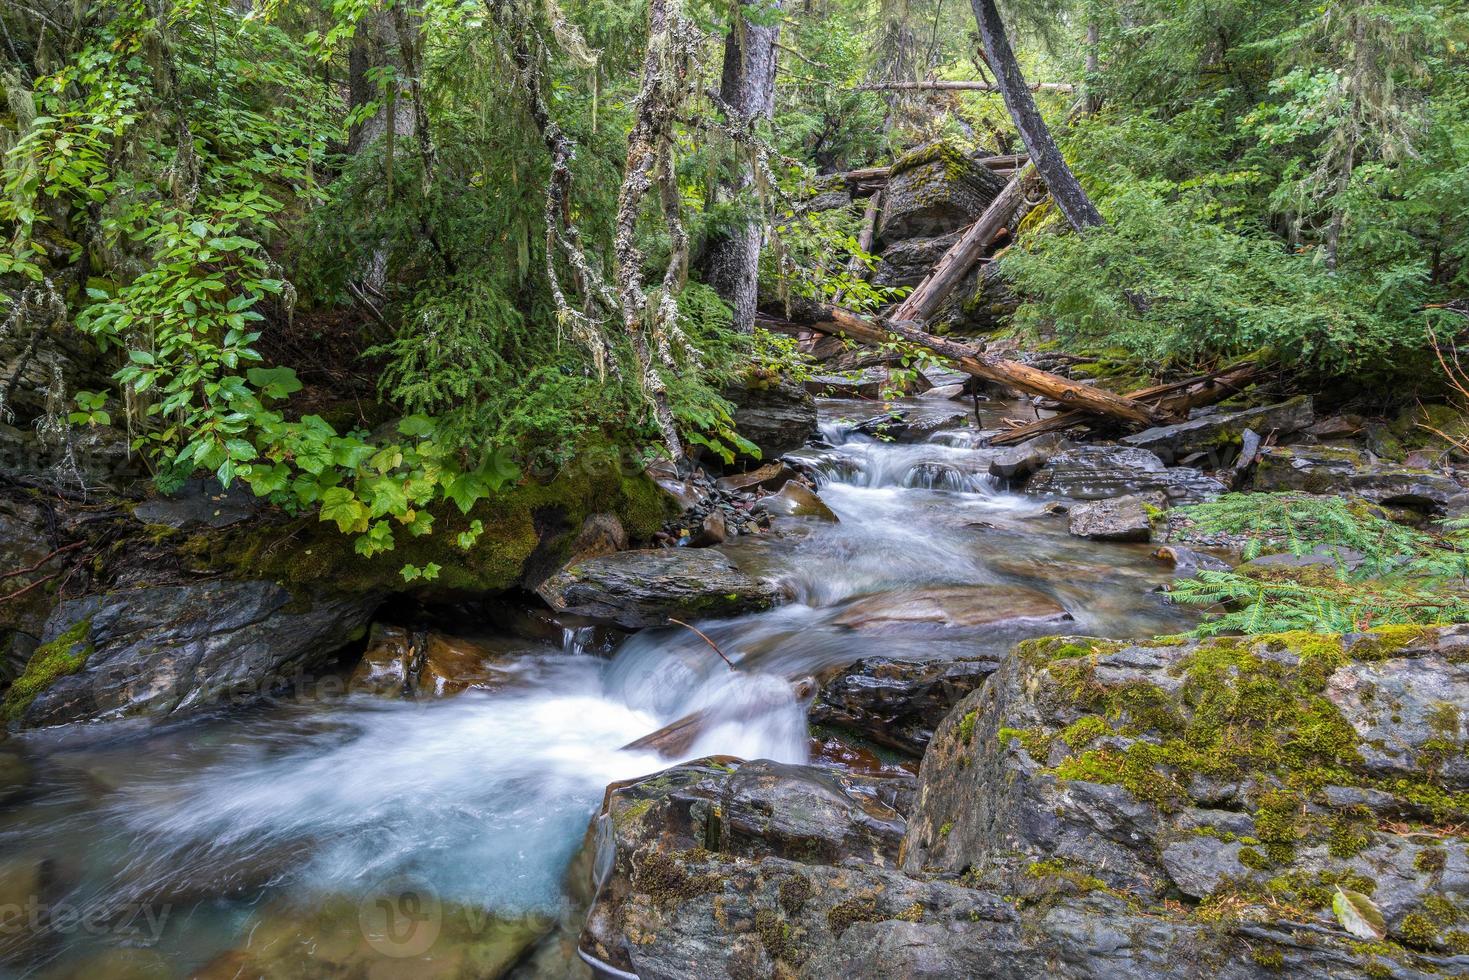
[833,154,1028,194]
[794,303,1175,426]
[888,164,1032,325]
[987,360,1263,446]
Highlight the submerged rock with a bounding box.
[832,585,1069,633]
[1253,445,1461,508]
[537,549,781,628]
[349,624,528,699]
[752,481,839,521]
[9,581,375,729]
[1121,396,1315,464]
[1066,492,1166,542]
[811,656,997,757]
[1025,445,1227,503]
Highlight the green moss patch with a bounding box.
[3,617,94,723]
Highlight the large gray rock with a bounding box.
[872,231,961,289]
[575,753,1437,979]
[876,143,1009,244]
[11,581,376,728]
[1066,492,1165,542]
[1024,446,1226,503]
[1122,396,1315,465]
[1254,446,1461,508]
[903,628,1469,957]
[724,376,818,462]
[988,434,1073,484]
[537,548,782,628]
[811,656,997,757]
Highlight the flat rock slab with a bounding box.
[1067,492,1166,542]
[1122,396,1314,464]
[832,585,1069,632]
[1024,445,1226,503]
[537,548,782,628]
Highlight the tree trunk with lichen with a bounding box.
[705,0,780,333]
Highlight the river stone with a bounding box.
[811,656,997,756]
[537,549,781,628]
[714,461,794,493]
[752,481,838,521]
[988,434,1073,484]
[687,508,726,548]
[903,627,1469,950]
[832,585,1069,632]
[1121,396,1315,465]
[1066,492,1165,542]
[876,142,1009,244]
[1024,445,1227,503]
[1253,445,1462,508]
[13,582,376,728]
[724,376,818,462]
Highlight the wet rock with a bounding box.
[646,460,708,511]
[1121,397,1315,465]
[752,481,838,521]
[811,656,997,756]
[1024,445,1227,504]
[714,461,794,494]
[12,581,376,728]
[688,508,727,548]
[0,498,58,678]
[1151,544,1233,572]
[832,585,1069,632]
[1066,492,1166,542]
[724,376,818,462]
[876,142,1009,244]
[131,478,260,530]
[988,434,1073,484]
[0,747,32,803]
[1254,445,1462,508]
[904,626,1469,956]
[804,367,889,399]
[537,549,781,628]
[872,231,962,289]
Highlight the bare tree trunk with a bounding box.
[971,0,1103,232]
[706,0,780,333]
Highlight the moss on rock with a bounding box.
[3,617,93,722]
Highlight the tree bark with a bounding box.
[971,0,1103,232]
[888,164,1030,324]
[705,0,780,333]
[794,304,1173,425]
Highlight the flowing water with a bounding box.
[0,393,1199,978]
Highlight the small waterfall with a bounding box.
[561,625,596,656]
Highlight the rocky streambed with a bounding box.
[0,389,1465,978]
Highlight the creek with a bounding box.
[0,392,1198,977]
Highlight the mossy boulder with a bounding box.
[903,627,1469,968]
[876,141,1009,245]
[171,469,671,600]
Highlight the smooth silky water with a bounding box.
[0,393,1198,977]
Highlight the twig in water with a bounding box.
[666,617,736,670]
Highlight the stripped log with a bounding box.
[795,304,1175,426]
[987,360,1263,446]
[887,164,1031,325]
